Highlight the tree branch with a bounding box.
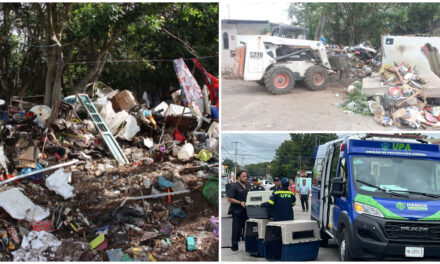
[160,27,199,57]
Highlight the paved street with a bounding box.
[221,196,340,261]
[221,79,401,131]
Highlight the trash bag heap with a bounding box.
[0,60,219,261]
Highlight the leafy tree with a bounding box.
[288,3,440,46]
[246,162,270,178]
[222,158,236,172]
[270,134,338,178]
[0,3,218,106]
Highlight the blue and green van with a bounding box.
[311,134,440,260]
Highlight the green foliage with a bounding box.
[0,3,218,102]
[270,134,338,178]
[342,81,371,115]
[287,3,440,46]
[222,158,237,175]
[245,162,270,177]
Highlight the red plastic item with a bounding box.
[192,59,219,108]
[54,152,62,161]
[96,239,108,251]
[31,220,54,232]
[172,129,186,143]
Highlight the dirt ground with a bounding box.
[221,78,405,131]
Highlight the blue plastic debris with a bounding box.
[158,175,174,188]
[168,208,186,221]
[186,236,196,251]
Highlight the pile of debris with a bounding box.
[0,83,219,261]
[340,60,440,129]
[327,41,381,81]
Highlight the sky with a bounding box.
[220,2,292,25]
[222,133,440,165]
[221,133,291,165]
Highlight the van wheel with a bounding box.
[264,66,295,95]
[305,65,328,91]
[339,229,354,261]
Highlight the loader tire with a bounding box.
[305,65,329,91]
[264,66,295,95]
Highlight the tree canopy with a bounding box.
[288,3,440,46]
[222,134,339,179]
[0,3,218,106]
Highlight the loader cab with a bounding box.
[311,134,440,260]
[271,25,309,40]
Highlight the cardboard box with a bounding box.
[110,90,139,112]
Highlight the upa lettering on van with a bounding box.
[392,143,411,151]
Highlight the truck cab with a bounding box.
[311,134,440,260]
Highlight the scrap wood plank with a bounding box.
[362,70,440,97]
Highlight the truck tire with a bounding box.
[264,66,295,95]
[304,65,328,91]
[339,228,354,261]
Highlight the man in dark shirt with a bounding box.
[262,177,296,221]
[227,170,250,252]
[270,177,281,192]
[250,177,265,191]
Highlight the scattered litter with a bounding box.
[0,80,218,261]
[12,231,61,261]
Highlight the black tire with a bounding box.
[338,228,354,261]
[320,230,329,247]
[304,65,329,91]
[256,79,265,86]
[264,66,295,95]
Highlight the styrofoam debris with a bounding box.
[12,231,62,261]
[45,168,74,199]
[0,188,50,222]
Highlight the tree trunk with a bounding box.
[71,51,108,94]
[44,48,56,106]
[51,45,64,106]
[314,11,326,41]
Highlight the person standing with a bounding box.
[250,177,265,191]
[261,177,296,221]
[288,178,296,194]
[270,177,281,191]
[299,179,311,212]
[227,170,250,252]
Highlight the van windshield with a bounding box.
[351,156,440,198]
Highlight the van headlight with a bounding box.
[354,202,384,218]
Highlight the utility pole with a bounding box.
[232,141,240,181]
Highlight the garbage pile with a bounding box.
[341,61,440,129]
[0,81,219,260]
[327,41,381,81]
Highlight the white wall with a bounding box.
[382,35,440,73]
[221,24,237,74]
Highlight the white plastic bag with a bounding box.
[178,143,194,161]
[45,168,74,199]
[116,114,140,141]
[0,188,50,222]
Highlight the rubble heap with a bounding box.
[0,87,219,261]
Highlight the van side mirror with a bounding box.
[331,177,345,198]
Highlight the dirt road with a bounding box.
[221,79,402,131]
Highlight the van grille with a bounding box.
[384,222,440,240]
